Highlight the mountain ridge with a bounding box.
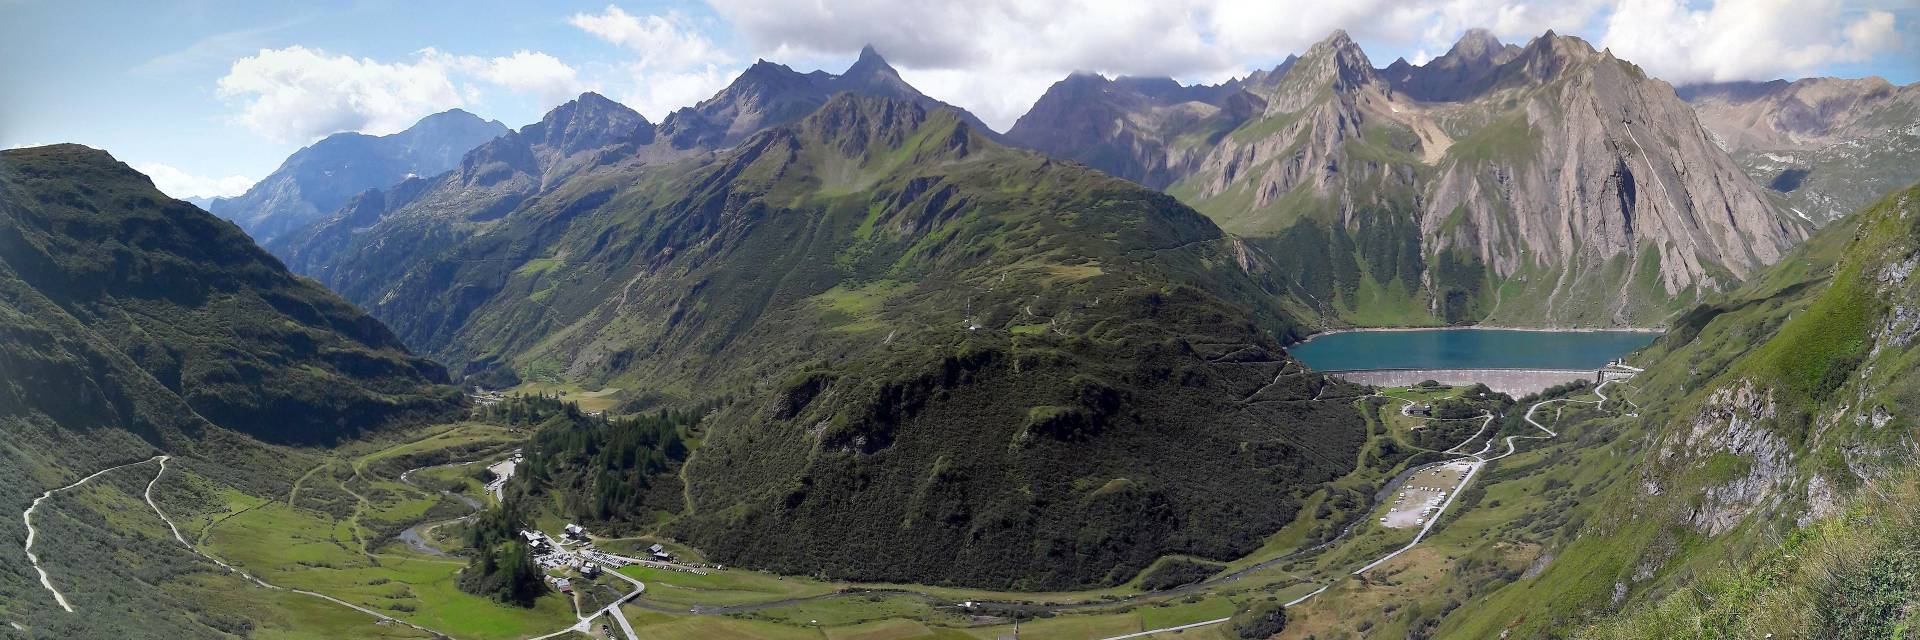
[208,109,508,244]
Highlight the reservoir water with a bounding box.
[1288,329,1660,372]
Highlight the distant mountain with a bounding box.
[1005,73,1266,189]
[209,109,508,244]
[1680,77,1920,224]
[0,144,462,445]
[654,45,1000,150]
[274,48,999,322]
[1016,29,1804,327]
[1379,28,1522,102]
[272,92,656,310]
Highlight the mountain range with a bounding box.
[240,35,1901,586]
[1681,76,1920,224]
[1013,29,1806,327]
[206,109,509,244]
[12,25,1920,637]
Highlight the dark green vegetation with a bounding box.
[494,394,697,527]
[1137,558,1225,591]
[1232,599,1288,638]
[459,495,547,607]
[274,89,1370,590]
[0,144,464,636]
[0,144,462,445]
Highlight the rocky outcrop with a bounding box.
[1662,380,1789,535]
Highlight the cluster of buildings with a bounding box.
[520,525,607,593]
[467,388,507,407]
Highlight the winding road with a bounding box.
[1086,377,1630,639]
[21,455,166,612]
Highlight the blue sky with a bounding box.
[4,0,1915,200]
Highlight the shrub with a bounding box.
[1233,599,1288,638]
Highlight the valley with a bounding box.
[7,8,1918,638]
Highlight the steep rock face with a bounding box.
[1419,33,1801,325]
[291,93,1370,590]
[1132,30,1804,327]
[1682,77,1920,223]
[0,144,460,444]
[1004,73,1265,189]
[208,109,507,244]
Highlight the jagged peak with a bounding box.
[1452,28,1502,57]
[1288,28,1376,91]
[1507,29,1602,81]
[844,44,900,79]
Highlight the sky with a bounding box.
[3,0,1915,200]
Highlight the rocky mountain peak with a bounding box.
[524,92,652,155]
[797,93,952,158]
[1300,29,1377,91]
[845,44,895,78]
[1508,29,1602,84]
[1443,27,1512,67]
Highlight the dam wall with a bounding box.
[1329,368,1596,396]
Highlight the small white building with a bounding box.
[564,523,586,538]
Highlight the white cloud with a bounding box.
[217,46,587,143]
[217,46,467,143]
[570,6,732,70]
[620,65,741,121]
[445,50,592,107]
[706,0,1614,129]
[133,162,255,199]
[1601,0,1902,84]
[704,0,1907,130]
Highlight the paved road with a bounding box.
[529,556,646,640]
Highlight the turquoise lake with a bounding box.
[1287,329,1660,371]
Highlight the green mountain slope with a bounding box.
[1431,182,1920,637]
[0,144,464,636]
[1,145,462,444]
[304,94,1368,590]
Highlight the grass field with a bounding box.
[509,382,627,414]
[159,424,580,640]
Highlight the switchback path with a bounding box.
[1087,378,1628,639]
[22,455,165,613]
[141,456,456,639]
